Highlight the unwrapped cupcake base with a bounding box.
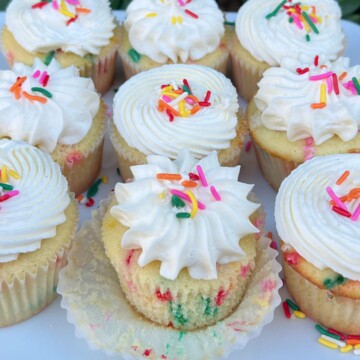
[58,198,281,359]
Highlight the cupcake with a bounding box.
[111,64,246,180]
[2,0,120,94]
[276,154,360,334]
[119,0,229,79]
[102,149,262,330]
[0,58,107,194]
[247,54,360,191]
[0,140,78,327]
[230,0,346,101]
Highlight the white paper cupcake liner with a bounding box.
[58,198,282,359]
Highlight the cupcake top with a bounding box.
[110,149,259,280]
[124,0,224,63]
[0,140,70,263]
[235,0,345,66]
[0,58,100,153]
[113,64,239,159]
[5,0,116,57]
[254,55,360,145]
[275,154,360,280]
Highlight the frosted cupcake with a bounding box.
[2,0,120,94]
[0,140,78,327]
[230,0,345,101]
[111,64,246,180]
[276,154,360,334]
[0,58,107,194]
[247,55,360,191]
[102,149,263,330]
[119,0,229,79]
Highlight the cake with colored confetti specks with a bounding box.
[230,0,346,101]
[0,140,78,327]
[101,149,264,330]
[111,63,246,181]
[247,54,360,191]
[276,154,360,335]
[2,0,120,94]
[118,0,229,79]
[0,58,107,194]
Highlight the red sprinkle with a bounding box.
[32,1,48,9]
[42,74,50,87]
[161,84,170,89]
[198,101,211,107]
[332,73,340,95]
[270,240,278,250]
[183,78,192,93]
[0,194,10,202]
[328,328,346,341]
[296,67,310,75]
[332,205,351,218]
[125,249,136,266]
[348,334,360,340]
[314,55,319,67]
[184,9,199,19]
[245,140,252,152]
[285,252,301,265]
[215,288,229,306]
[189,172,200,181]
[85,197,95,207]
[66,15,78,26]
[142,349,152,357]
[166,108,174,122]
[282,301,291,319]
[204,90,211,102]
[155,288,173,302]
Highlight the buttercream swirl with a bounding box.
[275,154,360,280]
[0,58,100,153]
[111,149,259,280]
[6,0,116,57]
[113,64,239,159]
[124,0,224,63]
[235,0,345,66]
[0,140,70,263]
[254,55,360,145]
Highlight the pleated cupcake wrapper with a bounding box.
[58,197,282,360]
[0,244,69,328]
[252,141,301,192]
[284,261,360,335]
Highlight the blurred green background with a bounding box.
[0,0,359,23]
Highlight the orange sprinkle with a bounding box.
[339,72,347,81]
[75,7,91,13]
[23,91,47,103]
[10,76,27,92]
[320,65,328,69]
[13,87,21,99]
[190,105,201,115]
[181,180,198,188]
[173,89,184,94]
[349,188,360,200]
[156,173,182,181]
[311,5,316,14]
[336,170,350,185]
[158,100,180,117]
[347,339,360,346]
[267,231,273,239]
[311,102,326,109]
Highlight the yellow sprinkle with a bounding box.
[161,86,173,92]
[177,15,183,24]
[60,0,76,18]
[301,5,310,10]
[355,344,360,350]
[146,12,158,17]
[302,15,311,33]
[171,16,177,25]
[186,190,198,219]
[161,92,178,98]
[293,310,306,319]
[318,337,338,350]
[1,166,8,183]
[101,175,108,184]
[179,100,185,114]
[256,297,270,307]
[340,345,353,353]
[159,192,166,199]
[320,83,327,104]
[8,169,20,179]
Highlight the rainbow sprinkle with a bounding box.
[0,166,20,207]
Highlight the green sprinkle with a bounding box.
[87,178,103,198]
[176,212,191,219]
[315,324,340,340]
[44,50,55,66]
[305,34,311,42]
[0,183,13,190]
[202,297,218,317]
[182,84,191,95]
[288,17,294,23]
[324,274,347,289]
[172,195,185,208]
[84,53,94,63]
[178,331,186,341]
[128,48,141,63]
[265,0,287,19]
[302,11,319,34]
[31,87,52,98]
[169,302,188,325]
[285,298,300,311]
[352,77,360,95]
[224,21,235,26]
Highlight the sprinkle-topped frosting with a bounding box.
[113,64,239,159]
[5,0,116,57]
[254,55,360,145]
[111,149,259,280]
[235,0,345,66]
[0,58,100,153]
[275,154,360,280]
[0,140,70,263]
[124,0,224,63]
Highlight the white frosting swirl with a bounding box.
[254,55,360,145]
[275,154,360,280]
[236,0,345,66]
[0,140,70,263]
[113,64,239,159]
[6,0,116,57]
[124,0,224,63]
[0,58,100,153]
[111,149,259,280]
